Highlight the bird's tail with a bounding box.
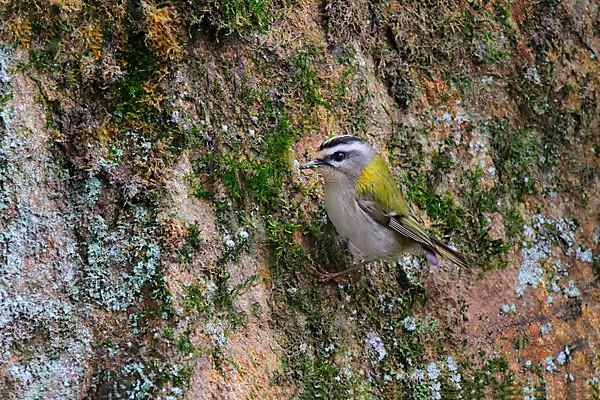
[422,236,469,269]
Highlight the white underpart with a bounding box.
[322,170,413,261]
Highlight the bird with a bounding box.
[300,135,468,281]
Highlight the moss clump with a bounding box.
[402,161,509,270]
[195,106,298,208]
[461,167,510,269]
[296,357,369,400]
[406,173,464,234]
[178,223,203,263]
[389,119,532,271]
[505,207,525,239]
[141,2,185,61]
[211,0,273,35]
[461,354,520,400]
[292,51,329,108]
[186,0,273,37]
[247,110,299,205]
[489,122,542,201]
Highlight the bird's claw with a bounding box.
[308,265,339,282]
[308,265,358,283]
[318,271,343,282]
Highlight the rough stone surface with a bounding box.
[0,1,598,399]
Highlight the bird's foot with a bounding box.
[309,263,366,283]
[308,265,339,282]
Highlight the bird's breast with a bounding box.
[323,179,403,261]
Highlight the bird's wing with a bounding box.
[356,198,434,249]
[355,155,470,269]
[355,154,434,248]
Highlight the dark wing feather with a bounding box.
[388,216,434,249]
[356,198,390,226]
[357,199,434,249]
[357,197,469,269]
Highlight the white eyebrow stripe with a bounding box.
[320,142,367,156]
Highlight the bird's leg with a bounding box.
[310,261,369,282]
[308,263,331,277]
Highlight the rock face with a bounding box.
[0,1,598,399]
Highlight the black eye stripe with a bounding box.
[325,149,362,163]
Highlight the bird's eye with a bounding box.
[332,152,346,162]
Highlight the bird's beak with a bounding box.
[300,159,326,169]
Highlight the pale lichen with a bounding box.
[516,214,584,298]
[365,331,387,361]
[73,207,161,312]
[0,46,94,399]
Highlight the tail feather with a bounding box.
[424,236,469,269]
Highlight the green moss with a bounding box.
[406,173,464,234]
[292,51,328,108]
[194,105,298,208]
[478,29,510,64]
[463,167,497,214]
[109,31,159,122]
[183,284,212,315]
[190,0,273,37]
[149,275,175,319]
[177,334,195,354]
[297,357,368,400]
[403,160,510,270]
[509,333,531,352]
[247,112,298,204]
[186,172,214,201]
[187,221,203,246]
[490,122,542,201]
[462,354,520,400]
[28,47,61,73]
[431,148,455,171]
[462,167,511,269]
[266,216,306,277]
[505,207,525,239]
